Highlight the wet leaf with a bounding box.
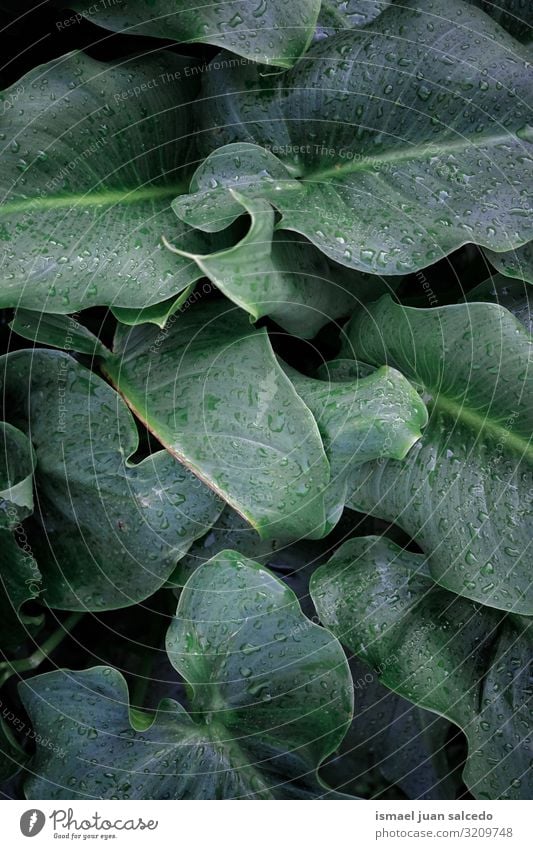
[64,0,321,68]
[167,191,395,338]
[104,301,331,541]
[183,0,532,275]
[1,351,222,610]
[317,0,533,42]
[0,51,212,314]
[345,297,533,614]
[9,311,109,358]
[311,535,532,799]
[284,361,428,527]
[22,550,353,799]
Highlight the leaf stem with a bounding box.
[0,612,83,688]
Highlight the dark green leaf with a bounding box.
[0,51,212,314]
[168,191,395,338]
[1,351,222,610]
[64,0,321,68]
[345,297,533,613]
[0,423,41,653]
[22,550,353,799]
[9,311,109,358]
[104,302,331,541]
[185,0,533,275]
[311,535,532,799]
[284,362,428,527]
[317,0,533,43]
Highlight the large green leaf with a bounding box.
[311,536,532,799]
[64,0,321,68]
[0,50,215,314]
[344,297,532,614]
[184,0,533,276]
[104,301,331,541]
[283,361,428,527]
[1,350,222,610]
[22,550,353,799]
[0,423,42,653]
[167,191,395,338]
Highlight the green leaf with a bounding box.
[0,529,42,654]
[316,0,392,38]
[9,310,109,358]
[311,535,532,799]
[0,51,213,314]
[466,274,532,332]
[1,350,222,610]
[21,550,353,799]
[316,0,533,43]
[345,296,532,614]
[187,0,533,276]
[0,421,35,523]
[168,506,280,589]
[167,191,395,338]
[284,362,428,527]
[0,423,41,653]
[110,283,197,329]
[0,715,27,783]
[172,143,304,234]
[104,302,331,541]
[474,0,533,42]
[112,221,246,328]
[321,657,461,800]
[64,0,321,68]
[484,241,533,284]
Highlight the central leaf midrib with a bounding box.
[302,130,516,184]
[0,182,187,215]
[429,391,532,461]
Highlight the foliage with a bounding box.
[0,0,531,800]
